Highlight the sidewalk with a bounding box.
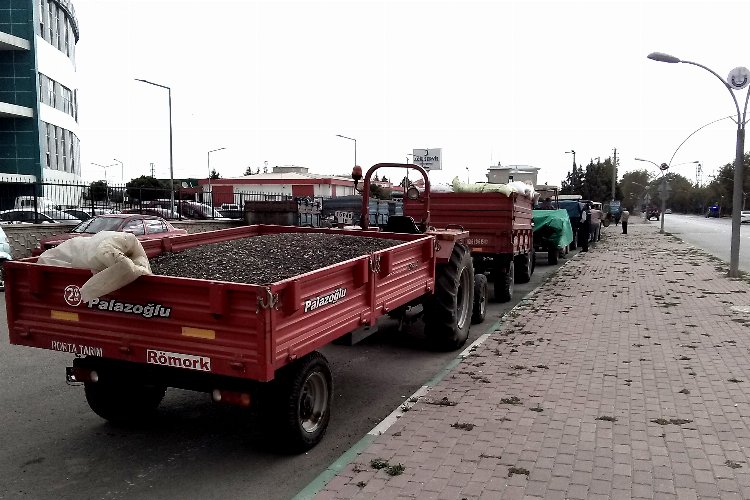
[310,221,750,499]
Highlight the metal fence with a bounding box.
[0,180,402,227]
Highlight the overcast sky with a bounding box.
[73,0,750,190]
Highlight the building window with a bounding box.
[70,136,76,174]
[48,2,53,42]
[45,123,51,168]
[39,76,43,105]
[39,0,45,35]
[47,79,54,108]
[53,126,59,170]
[61,86,71,115]
[54,5,60,50]
[61,130,67,172]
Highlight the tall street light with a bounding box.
[92,162,115,206]
[335,134,357,167]
[135,78,175,211]
[634,158,670,234]
[207,147,226,206]
[648,51,750,277]
[113,158,123,184]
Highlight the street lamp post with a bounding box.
[135,78,175,212]
[207,147,226,206]
[113,158,123,184]
[335,134,357,167]
[91,162,115,207]
[648,51,750,277]
[635,158,699,234]
[635,158,670,234]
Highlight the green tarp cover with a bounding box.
[532,209,574,248]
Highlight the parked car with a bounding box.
[665,208,673,214]
[121,207,181,220]
[742,211,750,224]
[64,209,94,221]
[0,225,12,291]
[177,201,230,220]
[0,208,81,224]
[32,214,188,256]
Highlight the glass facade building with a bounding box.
[0,0,80,183]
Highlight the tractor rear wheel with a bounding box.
[471,273,488,324]
[492,258,514,303]
[548,246,558,265]
[424,244,474,351]
[514,252,532,284]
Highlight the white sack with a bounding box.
[37,231,152,302]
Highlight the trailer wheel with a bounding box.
[471,273,488,324]
[492,259,514,303]
[84,380,166,425]
[424,244,474,350]
[514,252,532,284]
[271,351,332,453]
[548,246,558,265]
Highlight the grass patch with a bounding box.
[596,415,617,422]
[500,396,522,405]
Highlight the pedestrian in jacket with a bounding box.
[621,209,630,234]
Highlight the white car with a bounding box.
[741,211,750,224]
[0,225,12,291]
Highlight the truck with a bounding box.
[4,163,476,452]
[402,187,533,305]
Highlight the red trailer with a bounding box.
[403,190,533,304]
[4,164,474,452]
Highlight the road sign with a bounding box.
[412,148,442,171]
[335,211,353,225]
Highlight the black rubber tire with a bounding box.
[84,379,166,425]
[471,273,488,324]
[424,244,474,351]
[514,253,532,284]
[493,259,514,303]
[548,246,558,265]
[270,351,333,453]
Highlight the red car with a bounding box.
[32,214,188,256]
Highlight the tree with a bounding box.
[620,169,651,211]
[89,181,107,202]
[126,175,169,202]
[369,183,391,199]
[210,169,221,180]
[560,163,584,194]
[244,166,253,176]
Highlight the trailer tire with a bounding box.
[424,244,473,351]
[471,273,488,324]
[271,351,332,453]
[492,259,514,303]
[84,380,166,425]
[514,252,532,284]
[548,246,558,265]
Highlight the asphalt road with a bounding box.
[660,213,750,272]
[0,247,582,500]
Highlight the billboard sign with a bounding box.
[412,148,442,171]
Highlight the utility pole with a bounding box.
[150,162,155,177]
[612,148,617,200]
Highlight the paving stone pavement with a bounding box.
[314,221,750,499]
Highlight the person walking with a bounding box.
[621,208,630,234]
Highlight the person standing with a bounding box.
[621,208,630,234]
